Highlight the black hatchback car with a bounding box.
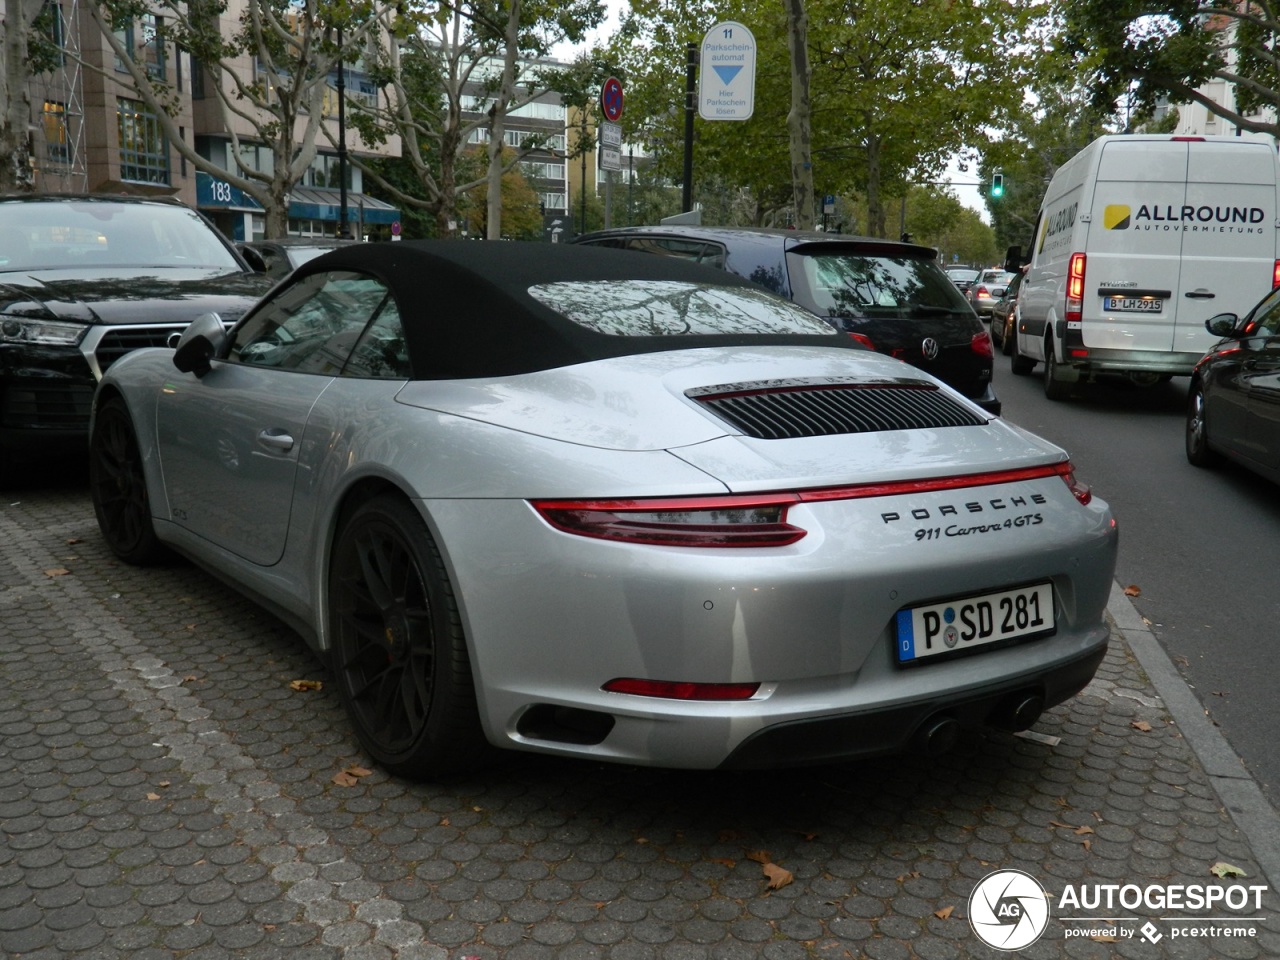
[572,226,999,414]
[0,195,271,460]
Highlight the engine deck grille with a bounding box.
[689,379,988,440]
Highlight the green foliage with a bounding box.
[1059,0,1280,135]
[606,0,1047,235]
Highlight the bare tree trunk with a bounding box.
[866,135,885,238]
[783,0,814,230]
[487,0,522,240]
[0,0,44,193]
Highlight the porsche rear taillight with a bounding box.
[1066,252,1086,323]
[535,461,1096,548]
[532,495,806,547]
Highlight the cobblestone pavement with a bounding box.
[2,462,1279,960]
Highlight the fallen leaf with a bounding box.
[1049,820,1072,829]
[1074,825,1095,836]
[332,771,358,787]
[762,862,793,890]
[159,780,170,787]
[1091,935,1118,943]
[1124,584,1141,597]
[146,792,162,801]
[1131,719,1152,732]
[440,817,450,827]
[343,765,372,778]
[711,858,736,869]
[1081,838,1092,851]
[182,675,199,683]
[745,850,772,864]
[66,537,82,545]
[289,679,323,692]
[934,905,954,920]
[43,568,70,577]
[636,837,649,844]
[1210,861,1248,879]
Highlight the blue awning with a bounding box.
[288,186,399,225]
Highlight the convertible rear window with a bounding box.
[528,279,835,337]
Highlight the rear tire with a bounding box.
[90,397,168,564]
[1186,380,1221,467]
[1043,336,1072,401]
[328,495,489,779]
[1010,328,1035,375]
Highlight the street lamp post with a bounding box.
[336,26,349,239]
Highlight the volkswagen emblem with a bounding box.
[921,337,940,360]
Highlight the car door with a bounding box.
[155,270,392,565]
[1239,291,1280,470]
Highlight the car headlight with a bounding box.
[0,316,88,345]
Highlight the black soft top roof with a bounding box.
[288,239,857,380]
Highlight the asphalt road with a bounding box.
[992,355,1280,809]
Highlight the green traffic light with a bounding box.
[991,173,1005,198]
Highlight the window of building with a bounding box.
[114,15,165,79]
[521,161,565,181]
[43,101,69,163]
[40,1,66,65]
[117,98,169,185]
[540,192,566,211]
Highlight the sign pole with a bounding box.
[683,42,696,213]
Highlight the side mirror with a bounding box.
[991,286,1008,299]
[1205,313,1240,338]
[172,312,227,378]
[237,244,267,273]
[1003,245,1025,274]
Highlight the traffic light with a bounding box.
[991,173,1005,198]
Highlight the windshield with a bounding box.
[0,200,241,273]
[528,279,838,336]
[788,251,972,319]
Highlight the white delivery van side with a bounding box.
[1008,135,1280,400]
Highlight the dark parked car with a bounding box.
[0,195,270,460]
[1187,284,1280,481]
[991,267,1027,354]
[237,237,358,280]
[572,226,999,414]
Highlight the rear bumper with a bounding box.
[719,639,1107,768]
[1064,348,1201,377]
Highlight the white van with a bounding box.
[1007,134,1280,400]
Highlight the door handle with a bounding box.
[256,429,295,452]
[1184,289,1216,299]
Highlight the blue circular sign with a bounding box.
[601,77,624,122]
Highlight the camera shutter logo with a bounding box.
[968,869,1050,950]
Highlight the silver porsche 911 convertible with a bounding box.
[89,240,1117,778]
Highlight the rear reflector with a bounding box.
[603,678,761,700]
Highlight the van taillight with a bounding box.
[1273,259,1280,288]
[1066,252,1086,323]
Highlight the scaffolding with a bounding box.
[32,0,88,191]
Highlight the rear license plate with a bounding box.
[895,582,1055,663]
[1104,296,1163,312]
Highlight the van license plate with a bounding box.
[895,583,1055,663]
[1104,297,1163,312]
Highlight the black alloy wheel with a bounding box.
[89,397,167,564]
[1185,380,1221,467]
[328,495,487,778]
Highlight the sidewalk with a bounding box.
[1,479,1279,958]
